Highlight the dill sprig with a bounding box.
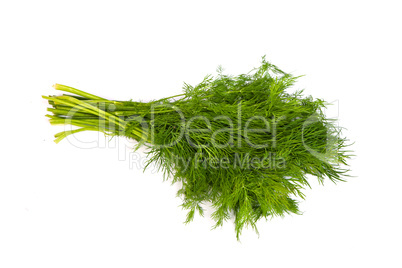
[43,56,351,240]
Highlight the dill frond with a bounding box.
[43,56,352,240]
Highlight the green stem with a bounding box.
[53,84,106,100]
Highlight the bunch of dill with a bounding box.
[44,56,350,239]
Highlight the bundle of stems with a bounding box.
[43,56,351,239]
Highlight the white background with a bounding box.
[1,0,401,267]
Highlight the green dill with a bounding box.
[43,56,351,240]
